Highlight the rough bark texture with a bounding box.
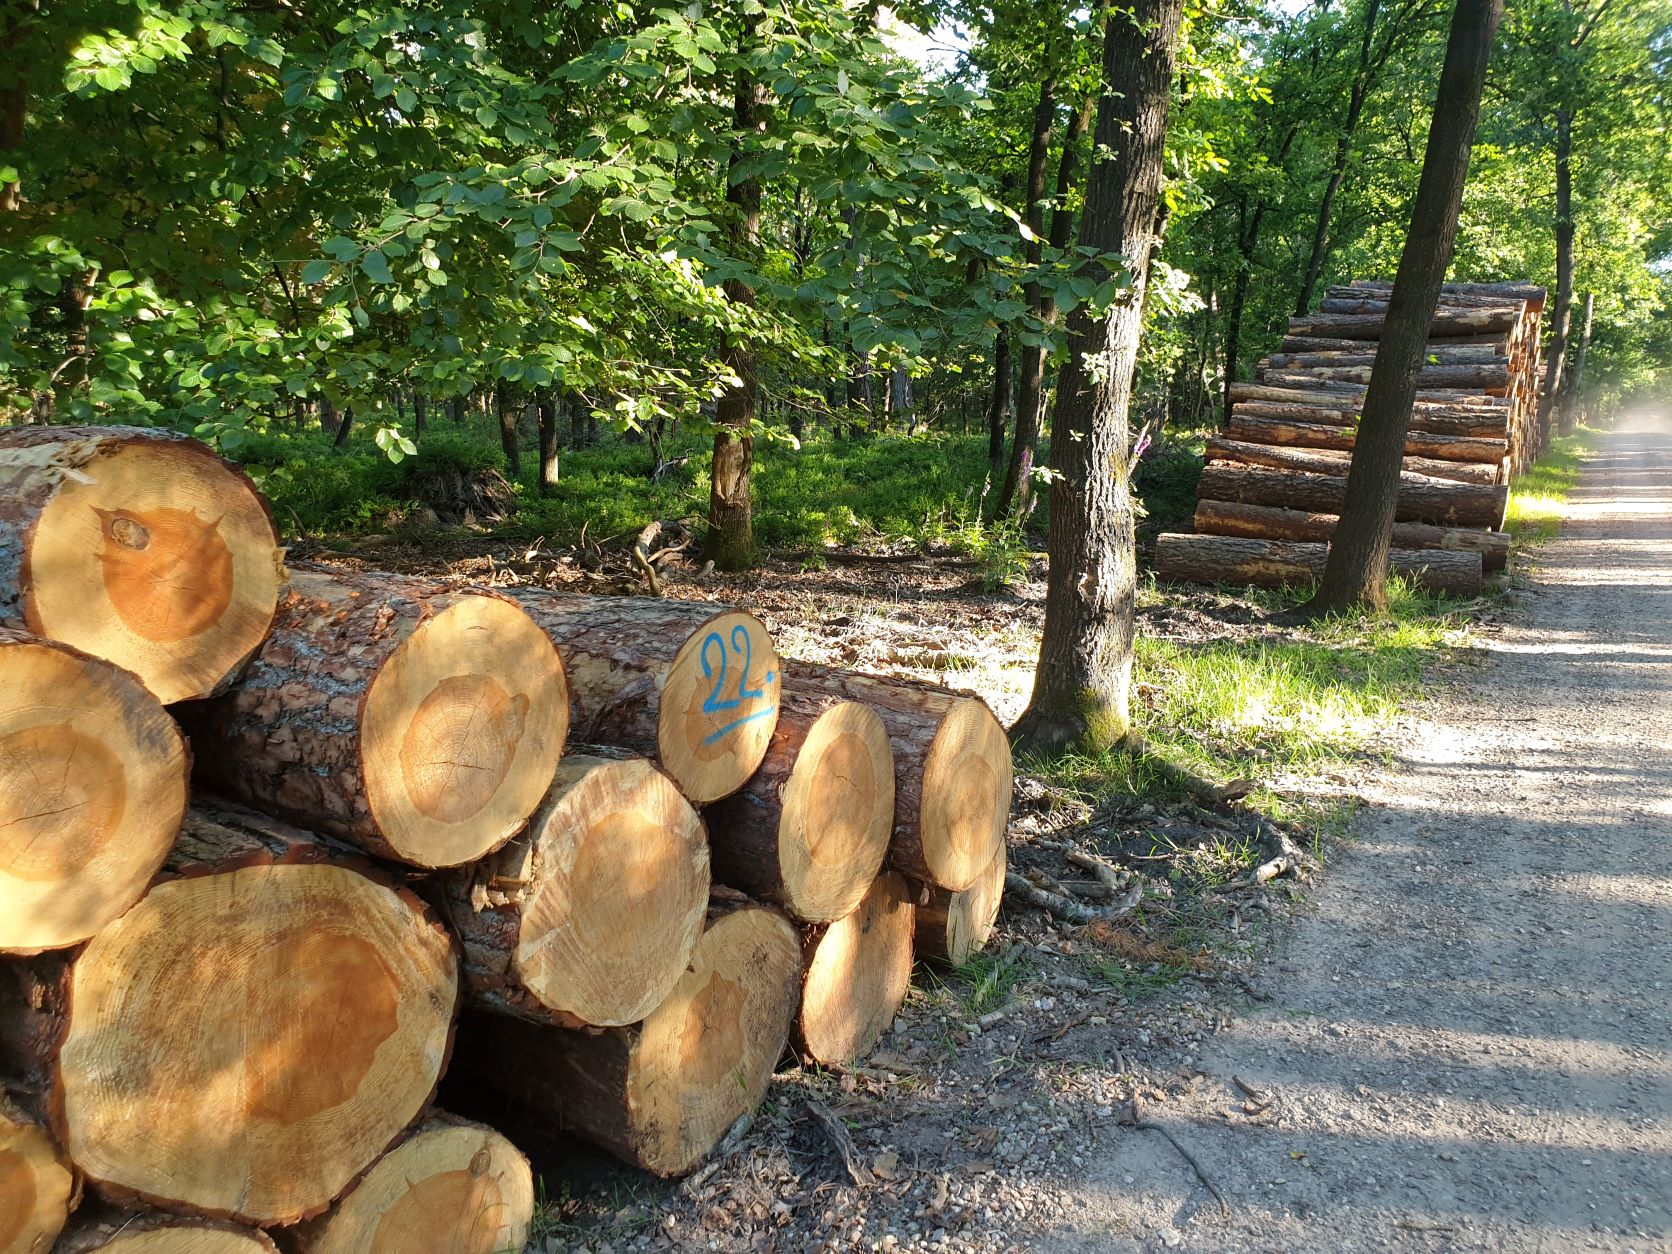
[1536,106,1574,450]
[986,331,1013,466]
[1198,463,1507,529]
[180,567,569,868]
[1012,0,1183,753]
[1227,413,1507,465]
[1557,291,1594,434]
[1206,435,1497,485]
[1306,0,1505,614]
[1194,499,1509,571]
[536,388,560,496]
[1157,533,1482,597]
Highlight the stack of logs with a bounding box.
[0,425,1013,1252]
[1156,279,1547,596]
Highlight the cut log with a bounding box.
[1155,533,1482,597]
[704,693,894,924]
[1258,361,1511,390]
[1281,333,1511,354]
[1287,307,1518,339]
[53,1213,277,1253]
[284,1113,533,1254]
[1226,414,1507,465]
[48,805,460,1225]
[913,843,1007,967]
[1231,397,1509,441]
[0,1093,76,1254]
[780,663,1012,892]
[506,590,780,804]
[797,872,914,1067]
[1256,371,1502,404]
[1197,463,1509,530]
[1347,277,1545,309]
[438,753,709,1029]
[181,568,568,868]
[0,426,281,704]
[1204,436,1497,486]
[1194,500,1509,572]
[1265,345,1507,368]
[0,629,189,954]
[448,892,800,1177]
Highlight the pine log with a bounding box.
[1196,463,1509,530]
[704,692,895,924]
[1205,436,1496,486]
[1280,333,1511,353]
[0,629,189,955]
[53,1212,277,1253]
[0,426,281,704]
[1226,414,1507,465]
[447,892,800,1177]
[1256,371,1502,403]
[506,590,781,804]
[1193,500,1509,572]
[41,804,460,1226]
[282,1112,533,1254]
[1259,361,1511,390]
[1155,533,1482,597]
[1265,345,1507,368]
[1287,307,1518,339]
[437,753,709,1029]
[913,842,1007,967]
[1231,398,1509,441]
[780,663,1012,893]
[1347,278,1545,309]
[180,568,569,868]
[1317,292,1523,314]
[796,872,914,1067]
[0,1092,77,1254]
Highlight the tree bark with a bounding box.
[1012,0,1183,751]
[1157,532,1482,596]
[1206,435,1497,484]
[1227,412,1508,463]
[536,387,560,495]
[1300,0,1506,614]
[986,331,1013,466]
[1198,462,1508,529]
[1288,307,1518,339]
[1193,498,1509,570]
[1229,386,1510,438]
[0,2,33,213]
[1557,290,1594,433]
[1537,106,1575,451]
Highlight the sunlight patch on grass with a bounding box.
[1505,429,1596,543]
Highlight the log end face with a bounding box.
[515,758,710,1027]
[70,1224,277,1253]
[26,435,281,704]
[777,702,895,923]
[0,633,188,954]
[929,843,1007,968]
[658,612,780,804]
[363,595,568,867]
[0,1105,75,1254]
[916,700,1012,891]
[799,872,915,1067]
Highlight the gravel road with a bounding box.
[1046,414,1672,1253]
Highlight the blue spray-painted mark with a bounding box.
[701,703,779,747]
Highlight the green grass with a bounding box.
[1504,429,1597,543]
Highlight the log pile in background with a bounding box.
[0,424,1016,1250]
[1156,279,1546,595]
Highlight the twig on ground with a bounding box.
[1066,848,1129,889]
[1231,1075,1272,1108]
[805,1101,873,1187]
[631,521,666,596]
[1006,871,1100,923]
[1127,1096,1231,1217]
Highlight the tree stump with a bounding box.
[705,694,894,923]
[54,1213,277,1253]
[449,892,800,1177]
[0,426,281,704]
[0,629,189,954]
[438,753,710,1028]
[182,568,569,868]
[45,806,460,1225]
[781,663,1012,892]
[0,1093,76,1254]
[285,1113,533,1254]
[507,590,780,804]
[797,873,915,1066]
[914,842,1007,967]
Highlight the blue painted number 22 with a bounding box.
[699,625,777,745]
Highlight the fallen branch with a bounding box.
[805,1101,873,1187]
[1066,848,1129,889]
[1006,871,1100,923]
[1127,1096,1231,1217]
[631,521,667,596]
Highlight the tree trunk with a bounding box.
[447,893,801,1177]
[1198,462,1508,529]
[783,662,1011,892]
[0,425,281,704]
[707,54,767,571]
[412,391,428,436]
[536,387,560,495]
[704,693,894,923]
[1537,106,1575,450]
[332,406,354,449]
[0,2,32,213]
[913,842,1006,966]
[1557,290,1594,433]
[284,1113,534,1254]
[0,1092,76,1253]
[0,628,189,955]
[180,567,569,868]
[986,331,1013,466]
[1012,0,1183,752]
[54,1212,277,1253]
[1306,0,1503,615]
[796,872,915,1066]
[493,384,522,476]
[1227,412,1507,463]
[505,590,780,804]
[25,803,460,1226]
[1206,435,1498,484]
[1158,533,1482,596]
[1193,498,1509,570]
[438,753,708,1029]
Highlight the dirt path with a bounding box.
[1047,416,1672,1253]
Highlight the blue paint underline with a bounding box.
[702,703,779,746]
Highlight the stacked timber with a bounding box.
[1156,279,1546,594]
[0,423,1016,1249]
